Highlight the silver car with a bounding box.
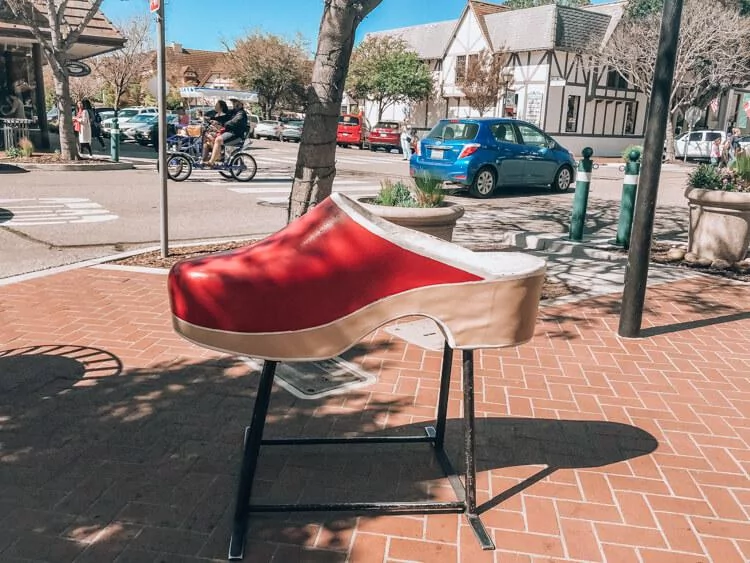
[254,120,282,140]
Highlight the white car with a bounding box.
[101,107,157,137]
[254,120,282,140]
[669,130,725,160]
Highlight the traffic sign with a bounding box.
[150,0,159,12]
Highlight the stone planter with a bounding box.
[685,187,750,263]
[358,199,465,242]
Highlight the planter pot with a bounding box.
[358,199,465,241]
[684,187,750,262]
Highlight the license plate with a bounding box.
[430,149,444,159]
[380,133,387,137]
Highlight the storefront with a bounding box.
[0,1,124,149]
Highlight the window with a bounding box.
[705,132,722,142]
[491,123,516,143]
[688,132,703,142]
[427,120,479,140]
[515,123,549,147]
[455,55,466,83]
[623,101,636,134]
[338,115,360,125]
[606,69,628,89]
[565,95,581,133]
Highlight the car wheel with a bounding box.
[469,166,496,198]
[369,145,377,151]
[552,165,573,193]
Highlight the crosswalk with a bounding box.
[249,145,405,168]
[0,198,118,226]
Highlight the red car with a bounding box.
[367,121,401,153]
[336,114,368,149]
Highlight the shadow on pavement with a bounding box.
[0,163,28,174]
[0,343,657,560]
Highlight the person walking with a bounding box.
[73,100,93,157]
[710,137,722,167]
[400,123,412,161]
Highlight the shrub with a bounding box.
[687,163,724,190]
[688,159,750,193]
[373,179,417,207]
[5,147,22,159]
[18,137,34,158]
[413,173,446,207]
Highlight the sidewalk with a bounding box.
[1,234,749,562]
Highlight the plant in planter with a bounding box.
[361,176,464,241]
[684,154,750,263]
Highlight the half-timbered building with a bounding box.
[359,0,649,156]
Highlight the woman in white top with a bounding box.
[73,99,93,156]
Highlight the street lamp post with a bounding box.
[154,0,169,258]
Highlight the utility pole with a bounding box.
[618,0,684,337]
[154,0,169,258]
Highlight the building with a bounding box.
[356,0,651,156]
[0,0,124,148]
[145,43,236,94]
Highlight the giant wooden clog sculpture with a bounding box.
[168,193,546,560]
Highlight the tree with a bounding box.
[287,0,383,221]
[226,32,309,119]
[95,16,152,112]
[461,50,513,117]
[599,0,750,161]
[346,36,433,121]
[6,0,106,160]
[503,0,589,9]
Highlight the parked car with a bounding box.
[134,115,179,146]
[738,135,750,152]
[367,121,401,152]
[254,120,283,140]
[246,112,260,138]
[667,129,725,160]
[337,114,368,149]
[100,107,157,137]
[121,114,159,141]
[410,118,576,198]
[280,120,303,142]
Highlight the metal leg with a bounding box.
[228,360,277,561]
[434,342,453,451]
[462,350,495,550]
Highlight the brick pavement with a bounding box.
[0,266,749,562]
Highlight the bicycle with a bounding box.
[166,123,258,183]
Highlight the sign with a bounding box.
[150,0,159,12]
[524,90,543,126]
[685,106,702,127]
[66,61,91,78]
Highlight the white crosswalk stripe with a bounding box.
[0,198,118,226]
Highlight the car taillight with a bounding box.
[457,143,481,159]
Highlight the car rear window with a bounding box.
[339,115,360,126]
[427,121,479,141]
[375,122,399,130]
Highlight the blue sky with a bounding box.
[101,0,469,52]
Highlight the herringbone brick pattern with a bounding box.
[0,267,748,562]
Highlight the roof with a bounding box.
[148,44,230,86]
[554,5,612,51]
[0,0,124,58]
[485,4,559,51]
[368,0,619,56]
[365,19,456,60]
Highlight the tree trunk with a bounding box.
[377,99,384,122]
[52,66,78,161]
[665,114,675,162]
[287,0,383,222]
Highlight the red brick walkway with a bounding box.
[0,267,748,562]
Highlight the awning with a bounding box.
[179,87,258,103]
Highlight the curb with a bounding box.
[6,161,135,171]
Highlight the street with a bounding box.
[0,137,693,279]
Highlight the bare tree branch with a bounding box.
[461,49,513,117]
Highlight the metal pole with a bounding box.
[683,124,690,164]
[618,0,684,337]
[615,149,641,249]
[569,147,593,241]
[156,0,169,258]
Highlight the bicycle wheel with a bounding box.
[218,169,233,179]
[229,152,258,182]
[166,153,192,182]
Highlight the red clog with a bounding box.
[168,193,545,361]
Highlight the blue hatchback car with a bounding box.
[410,118,577,198]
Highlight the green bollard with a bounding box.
[615,149,641,249]
[569,147,594,241]
[110,116,120,162]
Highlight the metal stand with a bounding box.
[227,343,494,561]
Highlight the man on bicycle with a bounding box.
[207,98,248,165]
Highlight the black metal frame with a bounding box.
[227,343,494,561]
